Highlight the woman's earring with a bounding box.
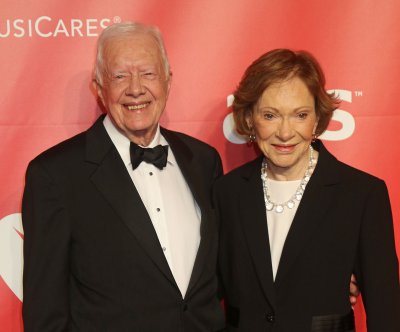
[311,132,317,143]
[248,133,256,143]
[247,119,255,144]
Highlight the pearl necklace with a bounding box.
[261,145,316,213]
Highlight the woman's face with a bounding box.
[247,76,318,179]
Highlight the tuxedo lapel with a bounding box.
[275,141,341,285]
[85,117,176,287]
[239,157,276,309]
[161,129,215,297]
[161,128,208,210]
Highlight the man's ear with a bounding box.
[92,79,105,105]
[166,71,172,98]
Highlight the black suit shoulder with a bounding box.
[161,127,223,179]
[161,127,221,158]
[26,130,92,186]
[32,131,86,163]
[316,141,387,192]
[215,155,261,189]
[334,158,383,183]
[27,115,114,181]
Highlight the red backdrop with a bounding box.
[1,1,399,331]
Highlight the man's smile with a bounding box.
[126,102,150,110]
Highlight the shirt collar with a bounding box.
[103,115,174,167]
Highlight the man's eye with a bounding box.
[110,74,125,81]
[143,72,156,79]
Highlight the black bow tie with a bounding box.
[130,142,169,170]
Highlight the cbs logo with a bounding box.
[223,89,356,144]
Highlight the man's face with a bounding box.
[96,33,171,146]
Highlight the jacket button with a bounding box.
[265,313,275,323]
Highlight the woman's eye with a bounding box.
[263,113,275,120]
[298,112,308,119]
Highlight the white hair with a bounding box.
[94,22,171,85]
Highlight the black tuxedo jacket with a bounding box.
[22,116,225,332]
[214,140,400,332]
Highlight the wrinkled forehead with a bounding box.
[103,33,162,60]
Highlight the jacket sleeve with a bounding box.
[22,159,71,332]
[355,179,400,331]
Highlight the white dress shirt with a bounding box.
[103,115,201,297]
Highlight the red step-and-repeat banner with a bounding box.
[1,1,399,330]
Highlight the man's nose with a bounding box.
[126,74,145,96]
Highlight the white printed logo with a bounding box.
[0,213,24,301]
[320,89,355,141]
[0,16,122,38]
[223,89,356,144]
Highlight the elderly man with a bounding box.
[22,22,225,332]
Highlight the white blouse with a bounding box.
[266,178,302,280]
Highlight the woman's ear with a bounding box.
[313,117,319,134]
[245,112,253,131]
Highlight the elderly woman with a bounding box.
[214,49,400,331]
